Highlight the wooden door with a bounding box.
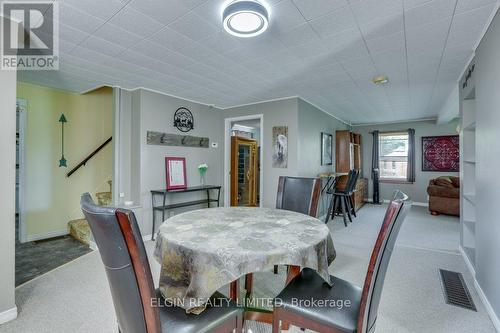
[231,136,258,207]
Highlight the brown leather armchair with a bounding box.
[427,176,460,216]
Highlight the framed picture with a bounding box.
[165,157,187,190]
[321,132,333,165]
[422,135,459,172]
[272,126,288,168]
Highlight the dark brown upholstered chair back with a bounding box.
[357,191,412,333]
[81,193,160,333]
[276,176,321,217]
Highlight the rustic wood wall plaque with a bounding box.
[147,131,209,148]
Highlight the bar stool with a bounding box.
[326,170,360,226]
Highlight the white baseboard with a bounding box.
[460,246,500,332]
[474,279,500,332]
[0,306,17,325]
[143,234,153,242]
[459,245,476,277]
[26,229,68,242]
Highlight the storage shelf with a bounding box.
[463,219,476,232]
[464,159,476,164]
[463,193,476,205]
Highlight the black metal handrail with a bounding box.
[66,136,112,177]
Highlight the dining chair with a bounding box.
[326,170,360,226]
[272,191,412,333]
[276,176,322,216]
[274,176,322,275]
[80,193,243,333]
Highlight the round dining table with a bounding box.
[153,207,336,315]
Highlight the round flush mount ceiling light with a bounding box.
[222,0,270,38]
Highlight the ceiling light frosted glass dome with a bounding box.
[222,0,269,38]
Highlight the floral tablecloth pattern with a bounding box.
[154,207,336,313]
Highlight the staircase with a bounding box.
[68,180,112,246]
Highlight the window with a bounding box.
[379,132,409,180]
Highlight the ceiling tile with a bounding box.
[365,30,405,54]
[168,12,219,41]
[349,0,403,24]
[359,14,404,40]
[79,36,127,57]
[455,0,497,14]
[62,0,125,21]
[447,4,496,46]
[58,3,105,33]
[270,0,306,34]
[92,23,143,49]
[276,23,319,48]
[130,40,197,67]
[58,23,90,45]
[404,0,456,28]
[129,0,190,25]
[198,31,244,54]
[109,6,164,38]
[148,26,196,51]
[309,6,357,37]
[292,0,349,21]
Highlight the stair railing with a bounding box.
[66,136,112,177]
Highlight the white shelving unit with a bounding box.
[460,96,477,268]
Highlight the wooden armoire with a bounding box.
[335,130,367,211]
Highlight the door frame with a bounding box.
[224,114,263,208]
[17,99,27,243]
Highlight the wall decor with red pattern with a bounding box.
[422,135,460,172]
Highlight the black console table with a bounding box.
[150,185,221,240]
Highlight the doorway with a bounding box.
[224,115,263,207]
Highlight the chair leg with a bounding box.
[340,196,348,227]
[244,273,253,299]
[350,195,357,217]
[325,194,334,223]
[273,309,281,333]
[332,195,339,219]
[345,197,353,223]
[236,313,244,333]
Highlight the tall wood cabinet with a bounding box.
[335,130,367,211]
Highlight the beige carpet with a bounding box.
[0,205,495,333]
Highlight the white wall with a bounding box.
[471,7,500,326]
[354,120,460,204]
[0,18,17,323]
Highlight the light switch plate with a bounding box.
[211,142,218,148]
[119,193,125,198]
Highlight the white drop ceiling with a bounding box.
[15,0,499,124]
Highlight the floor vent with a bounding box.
[439,269,476,311]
